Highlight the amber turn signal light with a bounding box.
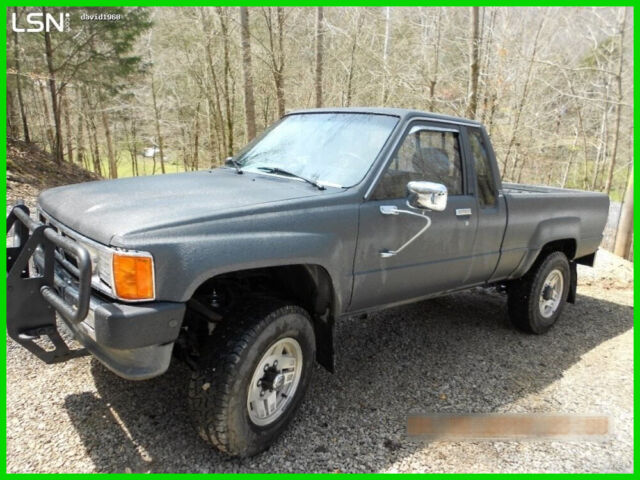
[112,254,154,300]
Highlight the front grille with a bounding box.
[37,208,116,299]
[38,215,80,278]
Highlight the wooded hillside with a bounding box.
[6,7,633,202]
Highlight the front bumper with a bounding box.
[57,272,185,380]
[6,205,185,380]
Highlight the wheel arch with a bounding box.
[187,263,337,372]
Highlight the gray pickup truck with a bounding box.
[7,108,609,456]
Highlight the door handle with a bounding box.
[456,208,472,216]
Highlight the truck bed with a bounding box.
[502,182,607,196]
[490,183,610,282]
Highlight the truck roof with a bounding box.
[287,107,482,127]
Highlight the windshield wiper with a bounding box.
[256,166,326,190]
[225,156,243,174]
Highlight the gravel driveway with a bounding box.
[6,249,633,473]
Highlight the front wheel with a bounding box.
[188,297,315,457]
[507,251,571,334]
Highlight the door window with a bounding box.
[372,125,463,200]
[468,128,497,208]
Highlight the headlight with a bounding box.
[112,252,155,301]
[96,248,114,286]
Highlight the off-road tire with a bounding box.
[507,251,571,334]
[188,296,315,457]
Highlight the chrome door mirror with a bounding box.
[407,181,448,211]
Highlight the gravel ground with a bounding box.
[6,246,633,473]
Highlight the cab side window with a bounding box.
[372,126,463,200]
[468,128,497,208]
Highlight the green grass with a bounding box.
[106,156,185,177]
[82,151,194,178]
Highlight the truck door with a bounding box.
[350,122,479,312]
[463,126,507,284]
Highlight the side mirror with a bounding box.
[407,181,448,211]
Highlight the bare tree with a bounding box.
[466,7,481,119]
[193,102,201,170]
[100,99,117,179]
[217,7,235,156]
[43,7,64,162]
[75,88,85,166]
[604,7,628,195]
[614,164,633,258]
[199,8,226,160]
[12,7,30,142]
[7,88,18,138]
[37,80,55,152]
[502,12,547,177]
[261,7,286,117]
[239,7,257,141]
[314,7,325,108]
[344,9,363,107]
[380,7,392,106]
[429,8,442,111]
[150,71,166,174]
[62,92,74,164]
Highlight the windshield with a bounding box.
[235,113,399,188]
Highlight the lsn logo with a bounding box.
[11,12,70,33]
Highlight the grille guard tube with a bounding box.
[6,204,92,363]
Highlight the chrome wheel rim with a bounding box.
[247,337,303,426]
[539,269,564,318]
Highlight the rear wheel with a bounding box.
[188,297,315,457]
[507,251,570,334]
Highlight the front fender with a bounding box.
[116,201,360,314]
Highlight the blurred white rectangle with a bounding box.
[407,413,609,441]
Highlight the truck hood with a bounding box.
[38,168,327,245]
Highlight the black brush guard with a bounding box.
[6,204,91,363]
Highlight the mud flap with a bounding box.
[567,261,577,304]
[6,204,92,363]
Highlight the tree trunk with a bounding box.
[381,7,392,106]
[604,7,628,195]
[207,98,222,167]
[193,103,200,170]
[43,9,64,163]
[217,8,234,157]
[37,80,55,153]
[275,7,285,117]
[150,72,166,174]
[314,7,324,108]
[181,126,189,172]
[126,119,139,176]
[561,132,579,188]
[479,8,497,125]
[466,7,481,119]
[86,107,102,177]
[614,164,633,258]
[62,93,73,163]
[345,11,363,107]
[200,9,226,158]
[75,89,85,166]
[592,95,610,190]
[7,88,18,138]
[100,102,117,179]
[12,8,30,143]
[239,7,257,141]
[262,7,286,118]
[429,8,442,111]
